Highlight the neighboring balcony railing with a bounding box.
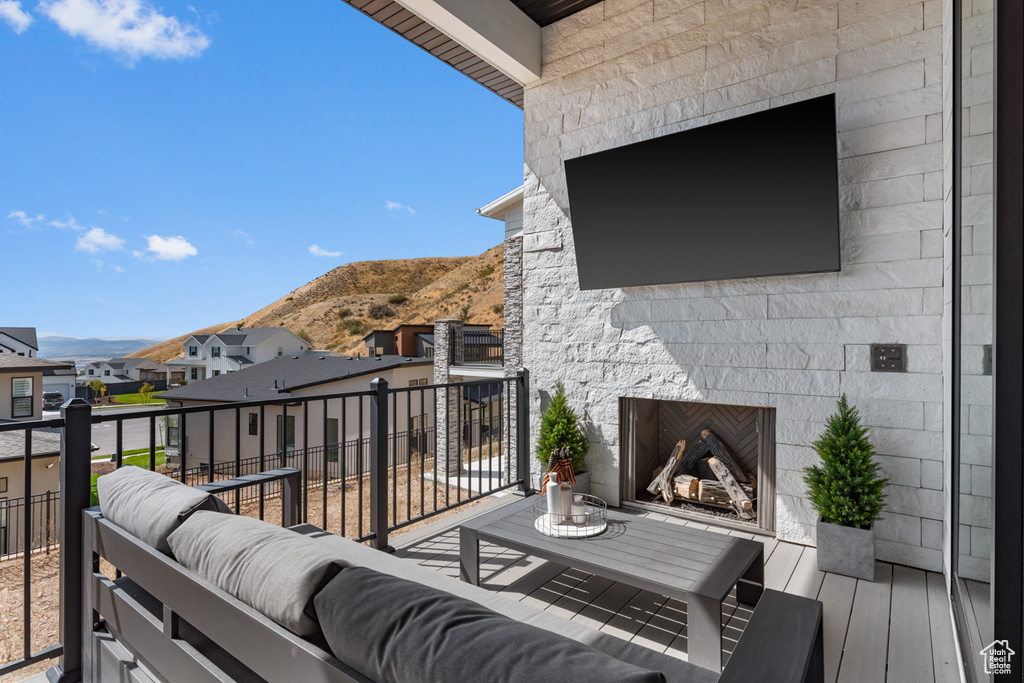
[450,328,504,365]
[0,370,531,681]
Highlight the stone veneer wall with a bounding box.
[522,0,947,570]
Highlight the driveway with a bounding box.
[45,404,168,457]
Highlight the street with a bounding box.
[44,404,167,457]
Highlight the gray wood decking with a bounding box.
[394,496,962,683]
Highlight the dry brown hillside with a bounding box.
[129,245,505,363]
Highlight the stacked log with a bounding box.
[649,427,757,519]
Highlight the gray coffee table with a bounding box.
[459,496,764,672]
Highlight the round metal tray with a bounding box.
[533,493,608,538]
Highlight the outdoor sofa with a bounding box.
[83,466,824,683]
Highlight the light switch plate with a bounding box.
[871,344,906,372]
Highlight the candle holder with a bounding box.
[533,494,607,538]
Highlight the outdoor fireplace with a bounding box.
[620,398,776,532]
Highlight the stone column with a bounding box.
[433,319,464,478]
[502,235,525,487]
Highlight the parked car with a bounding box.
[42,392,64,410]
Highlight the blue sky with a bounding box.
[1,0,523,340]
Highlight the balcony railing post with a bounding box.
[515,369,533,495]
[49,398,91,683]
[369,378,393,553]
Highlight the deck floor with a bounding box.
[393,495,962,683]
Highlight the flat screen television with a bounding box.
[564,94,841,290]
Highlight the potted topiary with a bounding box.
[804,395,888,581]
[536,381,590,493]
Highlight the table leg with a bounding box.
[737,545,764,605]
[688,592,723,673]
[459,526,480,585]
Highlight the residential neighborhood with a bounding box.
[162,327,317,384]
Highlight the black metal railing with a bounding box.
[0,489,60,560]
[450,328,504,365]
[0,369,531,680]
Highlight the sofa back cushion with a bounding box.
[97,465,232,555]
[168,511,345,637]
[314,565,668,683]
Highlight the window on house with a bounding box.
[419,378,428,386]
[189,345,198,357]
[278,346,283,356]
[88,369,94,376]
[326,418,338,462]
[213,370,220,377]
[191,368,198,381]
[104,370,110,376]
[276,415,295,454]
[166,415,179,448]
[424,347,434,359]
[246,347,250,355]
[211,347,221,358]
[0,477,7,494]
[248,413,258,436]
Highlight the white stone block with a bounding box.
[705,366,840,396]
[767,343,846,370]
[838,259,943,292]
[836,315,941,345]
[840,117,926,158]
[664,343,768,368]
[769,288,924,320]
[959,493,990,527]
[854,397,926,430]
[776,443,820,471]
[767,30,839,73]
[776,419,824,446]
[870,426,943,461]
[970,465,992,498]
[921,460,943,490]
[875,540,942,572]
[875,454,922,487]
[838,142,941,184]
[921,228,943,257]
[840,370,942,402]
[840,174,923,210]
[921,518,943,549]
[776,467,812,497]
[836,3,923,53]
[523,231,564,253]
[836,61,924,107]
[770,393,848,422]
[876,511,923,545]
[650,295,767,321]
[885,484,943,519]
[837,26,940,80]
[842,200,942,237]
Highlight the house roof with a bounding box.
[108,357,159,371]
[360,324,435,343]
[416,333,435,345]
[0,355,74,373]
[0,327,39,350]
[477,185,524,219]
[0,427,62,462]
[160,354,433,403]
[227,355,255,367]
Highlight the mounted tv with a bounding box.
[565,94,840,290]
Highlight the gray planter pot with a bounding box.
[816,518,875,581]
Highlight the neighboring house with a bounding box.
[341,1,1021,676]
[0,354,76,554]
[81,357,166,385]
[163,328,313,384]
[160,354,434,471]
[0,327,39,357]
[362,323,493,359]
[42,363,78,402]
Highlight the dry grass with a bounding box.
[0,458,495,679]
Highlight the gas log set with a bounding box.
[646,429,756,521]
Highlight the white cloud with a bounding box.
[385,200,415,215]
[112,264,125,272]
[38,0,210,62]
[308,244,341,258]
[7,210,43,228]
[76,226,125,253]
[49,216,86,230]
[231,229,254,245]
[0,1,32,33]
[140,234,197,260]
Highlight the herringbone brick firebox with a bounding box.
[620,398,777,532]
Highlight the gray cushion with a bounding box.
[97,465,232,555]
[314,566,668,683]
[168,511,345,637]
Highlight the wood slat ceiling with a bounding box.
[511,0,603,26]
[338,0,526,108]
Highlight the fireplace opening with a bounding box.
[620,398,776,532]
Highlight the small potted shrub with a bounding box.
[804,395,888,581]
[536,381,589,492]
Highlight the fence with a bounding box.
[76,378,168,399]
[0,490,59,559]
[0,370,531,679]
[451,328,504,365]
